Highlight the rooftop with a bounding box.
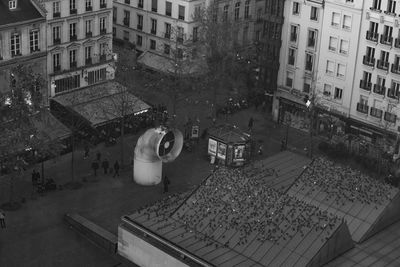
[0,0,44,26]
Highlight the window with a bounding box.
[53,53,61,71]
[329,36,337,51]
[377,75,386,86]
[288,48,296,65]
[303,78,311,93]
[178,5,185,20]
[85,46,92,63]
[29,30,39,52]
[53,26,61,44]
[372,0,382,10]
[389,80,400,98]
[244,0,250,19]
[381,50,389,62]
[166,1,172,16]
[234,2,240,21]
[305,53,314,71]
[137,35,142,46]
[193,27,198,42]
[53,2,61,17]
[286,71,294,88]
[366,46,375,58]
[88,68,106,85]
[164,44,170,55]
[150,39,156,50]
[290,25,298,43]
[177,26,184,43]
[70,0,76,11]
[363,71,372,83]
[331,12,340,27]
[342,15,351,30]
[100,0,106,8]
[113,7,117,21]
[11,33,20,56]
[310,6,318,21]
[326,60,335,75]
[337,63,346,78]
[54,75,80,94]
[334,87,343,99]
[85,20,92,36]
[124,10,130,25]
[85,0,92,11]
[292,2,300,15]
[100,43,107,56]
[9,0,16,9]
[113,27,116,36]
[324,84,332,95]
[152,0,157,12]
[382,25,393,44]
[69,23,76,40]
[307,30,317,48]
[137,14,143,30]
[69,49,77,67]
[387,0,396,13]
[100,17,106,33]
[138,0,143,8]
[340,40,349,54]
[165,23,171,38]
[151,19,157,34]
[177,48,183,59]
[123,30,129,40]
[223,5,229,21]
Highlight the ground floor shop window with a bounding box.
[54,75,80,94]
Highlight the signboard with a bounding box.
[191,125,199,139]
[233,145,245,162]
[208,138,217,156]
[217,142,227,160]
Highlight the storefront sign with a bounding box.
[217,142,227,160]
[233,145,245,162]
[208,139,217,156]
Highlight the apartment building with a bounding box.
[35,0,114,97]
[350,0,400,143]
[315,0,363,138]
[273,0,324,132]
[0,0,47,101]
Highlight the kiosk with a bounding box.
[207,124,251,167]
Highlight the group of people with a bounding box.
[90,152,120,178]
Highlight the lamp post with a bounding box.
[304,95,315,158]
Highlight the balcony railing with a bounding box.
[370,107,383,118]
[164,32,171,39]
[100,28,107,35]
[100,54,107,62]
[288,56,295,65]
[357,103,369,114]
[138,2,143,8]
[70,35,77,41]
[177,36,184,43]
[137,24,142,30]
[391,63,400,74]
[53,12,60,18]
[290,33,297,42]
[125,0,130,4]
[179,15,185,20]
[363,55,375,67]
[85,58,92,65]
[305,62,313,71]
[384,111,397,123]
[377,59,389,70]
[151,29,156,35]
[366,31,379,42]
[380,34,393,46]
[70,8,77,15]
[395,38,400,48]
[387,87,399,99]
[373,84,386,95]
[123,18,130,26]
[53,65,61,72]
[53,38,61,45]
[360,79,372,91]
[86,31,92,38]
[308,38,315,47]
[100,3,107,8]
[70,61,77,68]
[86,6,92,11]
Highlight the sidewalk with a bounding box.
[0,105,317,267]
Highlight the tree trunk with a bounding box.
[120,118,125,168]
[9,174,15,203]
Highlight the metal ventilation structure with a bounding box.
[133,126,183,185]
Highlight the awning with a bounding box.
[52,81,151,127]
[208,124,251,144]
[137,51,207,76]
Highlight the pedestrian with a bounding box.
[91,160,99,176]
[262,101,266,112]
[0,209,5,229]
[258,144,263,155]
[163,175,170,193]
[96,152,101,161]
[102,158,109,174]
[281,139,286,151]
[248,117,254,132]
[113,160,120,177]
[32,170,37,186]
[84,144,89,159]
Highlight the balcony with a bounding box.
[53,12,60,18]
[137,24,142,30]
[70,35,77,41]
[395,38,400,48]
[123,18,130,26]
[387,87,399,99]
[360,79,372,91]
[85,58,92,65]
[384,111,397,123]
[366,31,379,42]
[370,107,383,118]
[70,9,77,15]
[70,61,77,68]
[100,3,107,8]
[391,63,400,74]
[100,28,107,35]
[151,29,156,35]
[357,103,369,114]
[166,11,171,16]
[152,7,157,12]
[100,54,107,62]
[288,56,295,65]
[363,55,375,67]
[86,6,92,12]
[86,31,92,38]
[179,15,185,20]
[125,0,130,4]
[53,38,61,45]
[370,7,382,12]
[290,33,297,43]
[307,38,315,47]
[164,32,171,39]
[138,2,143,8]
[380,35,393,46]
[377,59,389,71]
[177,36,184,43]
[373,84,386,95]
[53,65,61,72]
[305,61,313,72]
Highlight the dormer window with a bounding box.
[9,0,17,10]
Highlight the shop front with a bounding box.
[278,97,310,133]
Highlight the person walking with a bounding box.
[91,160,99,176]
[163,175,170,193]
[84,144,90,159]
[0,209,5,229]
[113,160,120,178]
[96,152,101,161]
[248,117,254,132]
[102,158,109,174]
[281,139,287,151]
